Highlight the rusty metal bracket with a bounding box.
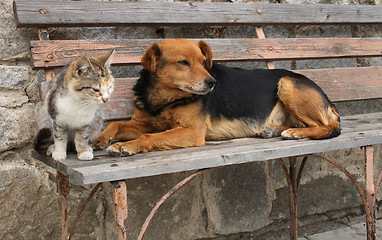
[376,170,382,200]
[364,146,377,240]
[57,171,70,240]
[112,181,128,240]
[278,156,308,240]
[137,168,209,240]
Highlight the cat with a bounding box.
[34,49,115,161]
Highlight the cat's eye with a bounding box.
[178,60,190,67]
[78,87,99,93]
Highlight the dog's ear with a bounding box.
[198,41,213,69]
[141,43,161,72]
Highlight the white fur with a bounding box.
[78,151,94,161]
[56,87,99,129]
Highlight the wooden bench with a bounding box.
[13,1,382,239]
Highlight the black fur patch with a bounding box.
[47,70,66,119]
[203,64,280,121]
[34,128,53,154]
[133,70,153,112]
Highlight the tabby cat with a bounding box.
[34,50,115,161]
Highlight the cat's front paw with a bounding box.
[46,144,55,156]
[52,150,67,160]
[78,151,94,161]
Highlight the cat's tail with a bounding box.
[34,128,53,155]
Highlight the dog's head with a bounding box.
[141,39,216,95]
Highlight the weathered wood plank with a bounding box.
[14,1,382,28]
[296,67,382,102]
[37,66,382,121]
[32,112,382,185]
[30,38,382,69]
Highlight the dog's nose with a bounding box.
[205,78,217,88]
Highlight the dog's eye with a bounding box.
[178,60,190,67]
[202,61,206,67]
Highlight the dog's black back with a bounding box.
[204,63,307,121]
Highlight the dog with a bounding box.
[92,39,341,156]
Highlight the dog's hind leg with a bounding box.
[277,76,341,140]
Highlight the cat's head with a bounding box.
[68,49,115,104]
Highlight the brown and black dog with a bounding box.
[92,39,340,156]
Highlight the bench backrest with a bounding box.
[14,0,382,121]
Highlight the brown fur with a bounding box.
[92,39,340,156]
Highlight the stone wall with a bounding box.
[0,0,381,239]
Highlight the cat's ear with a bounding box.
[73,58,90,77]
[95,49,116,68]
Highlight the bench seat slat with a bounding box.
[32,112,382,185]
[14,1,382,28]
[30,38,382,69]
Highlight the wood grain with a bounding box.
[14,1,382,28]
[30,38,382,69]
[32,112,382,185]
[37,66,382,121]
[296,67,382,102]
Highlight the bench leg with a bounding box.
[288,157,298,240]
[112,181,128,240]
[278,157,308,240]
[365,146,377,240]
[57,171,70,240]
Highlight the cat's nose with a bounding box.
[101,96,109,103]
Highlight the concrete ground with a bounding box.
[298,217,381,240]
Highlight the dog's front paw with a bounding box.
[281,129,304,140]
[106,142,139,157]
[91,135,111,150]
[52,150,67,160]
[106,144,123,157]
[78,151,94,161]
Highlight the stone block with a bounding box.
[0,90,29,108]
[270,175,362,220]
[0,154,60,239]
[0,103,36,152]
[0,0,35,60]
[202,162,271,235]
[0,66,29,89]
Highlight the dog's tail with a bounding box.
[34,128,54,155]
